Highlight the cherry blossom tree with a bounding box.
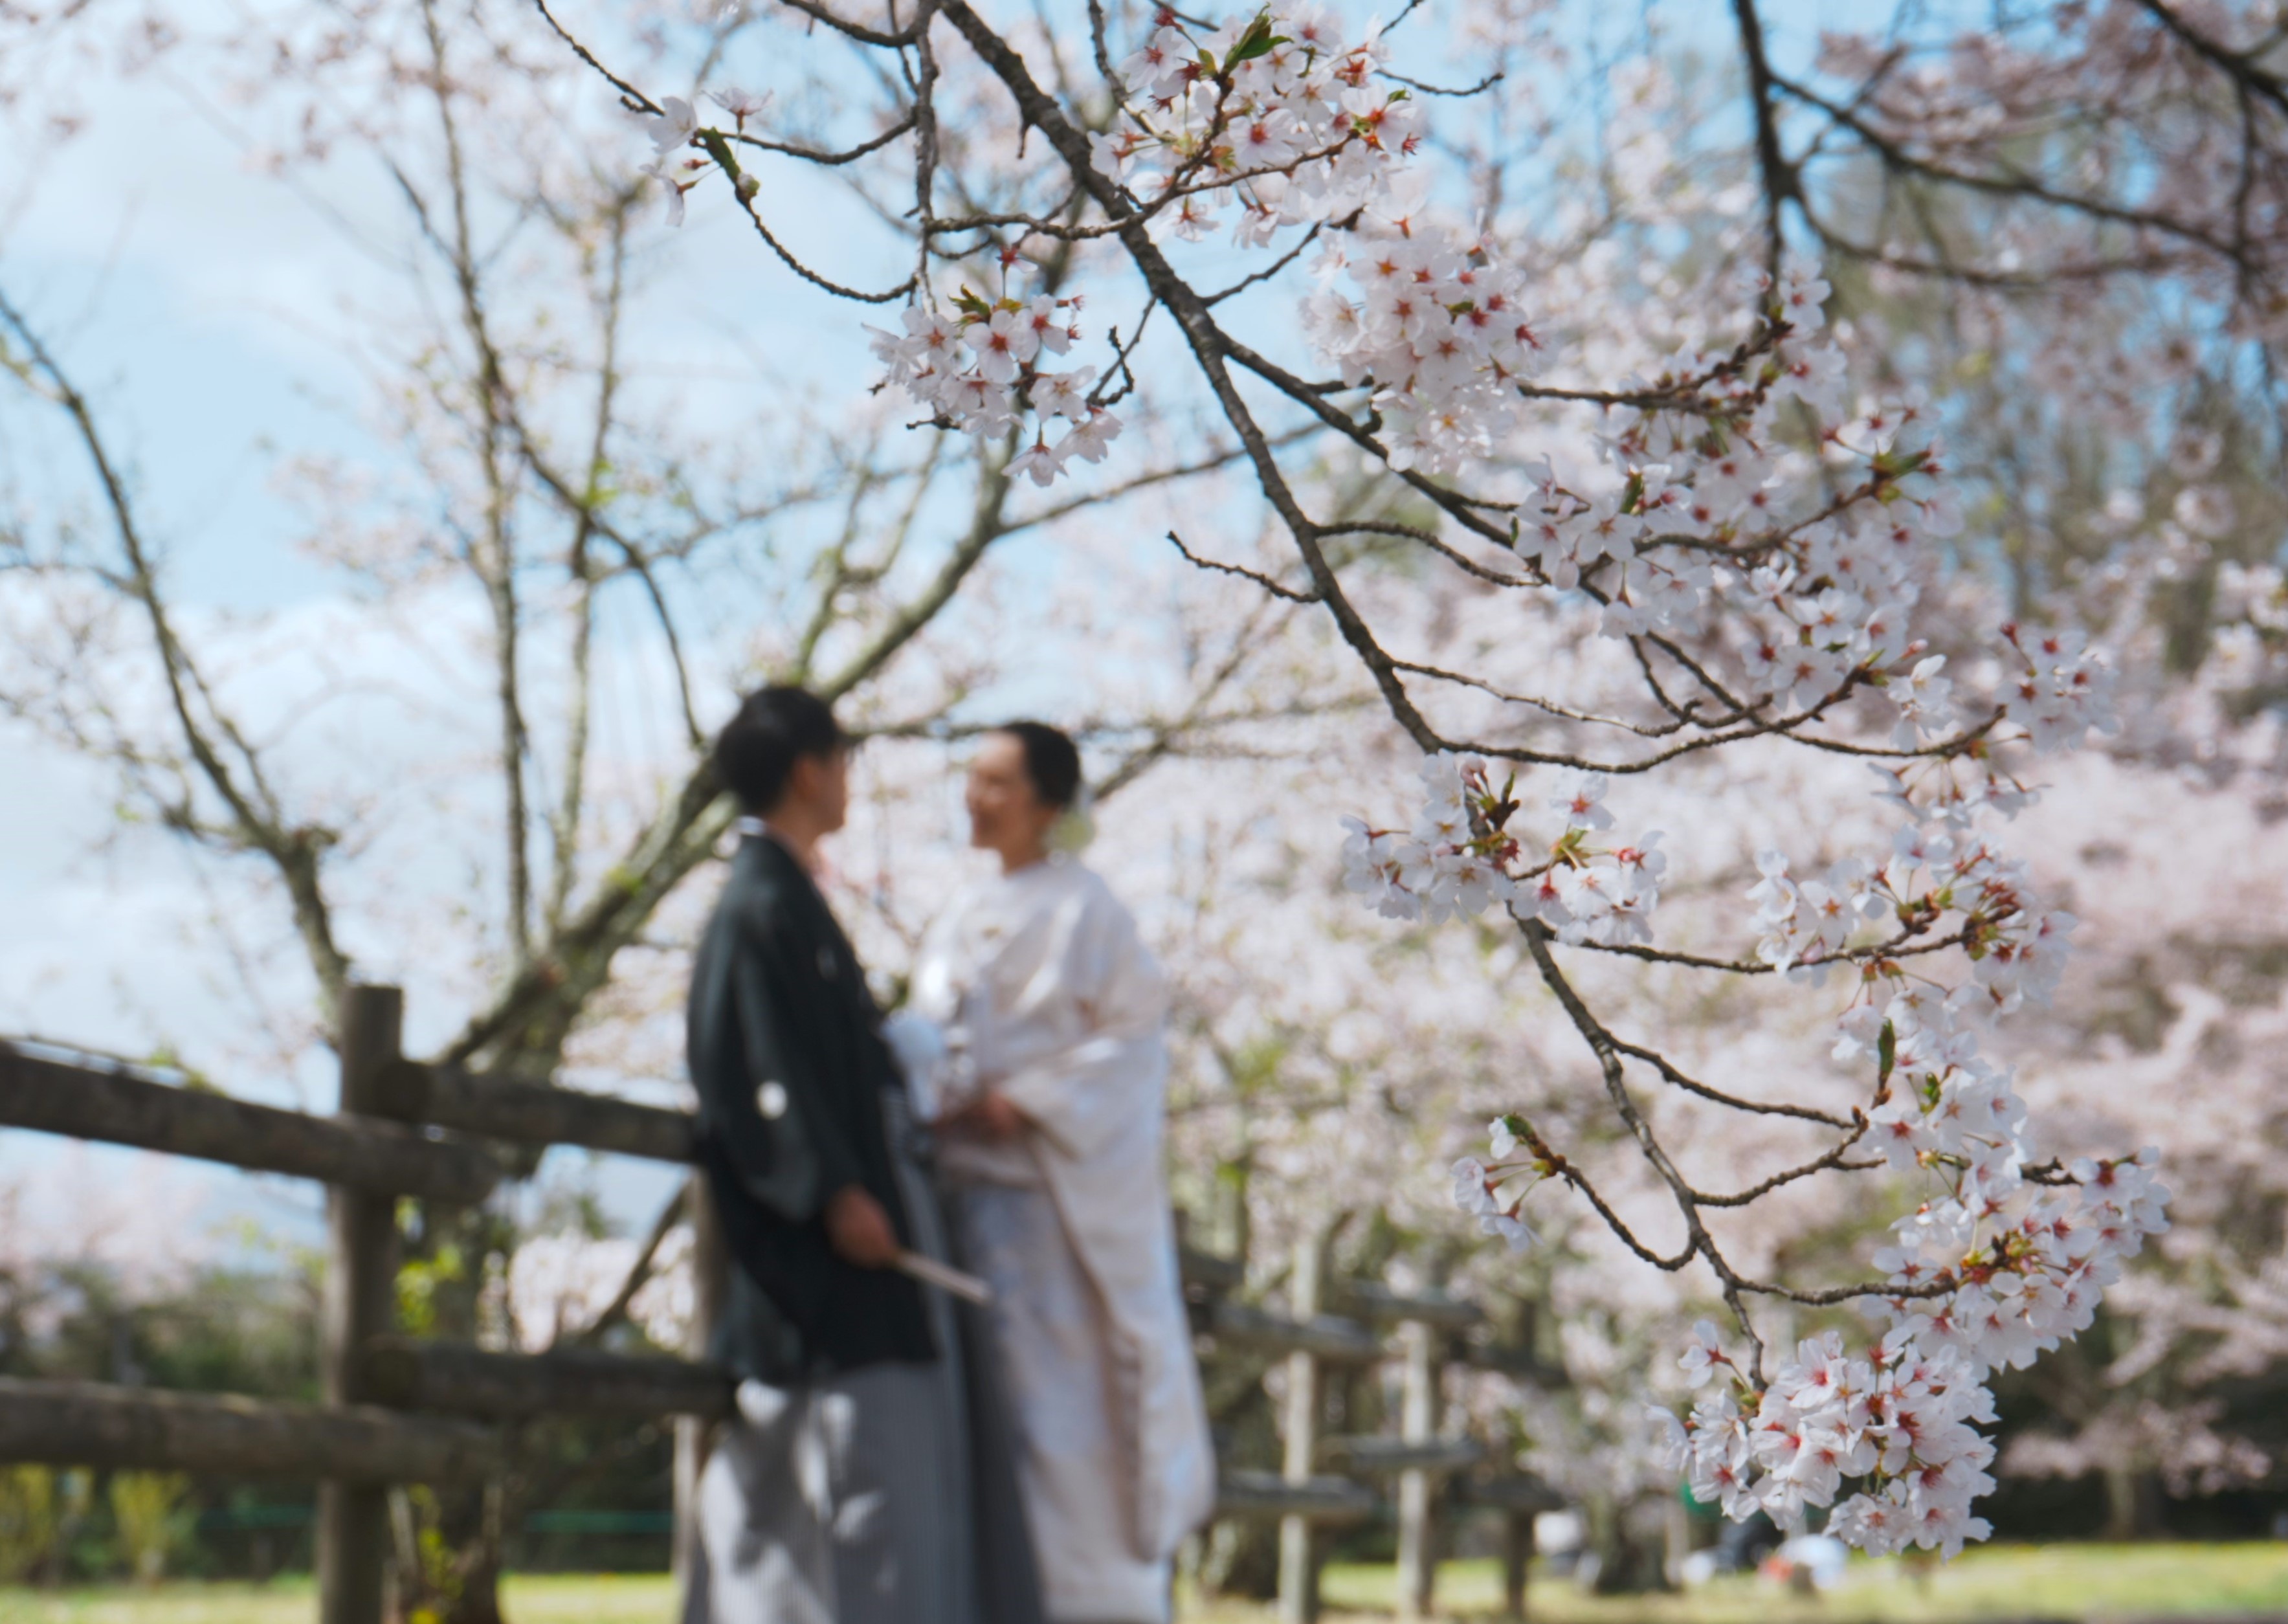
[514,0,2288,1561]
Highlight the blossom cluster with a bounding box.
[1449,1113,1549,1252]
[1095,6,1423,244]
[1639,737,2166,1555]
[1104,5,1553,475]
[1507,258,2045,747]
[1746,806,2074,1007]
[1340,755,1664,946]
[1666,794,2160,1555]
[634,90,766,228]
[1302,214,1548,475]
[865,289,1124,485]
[861,3,1444,486]
[1295,213,2115,765]
[1656,1326,2005,1559]
[1837,984,2170,1368]
[1651,1126,2168,1556]
[628,87,1131,484]
[2001,621,2120,754]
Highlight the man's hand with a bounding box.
[958,1089,1027,1142]
[824,1185,900,1269]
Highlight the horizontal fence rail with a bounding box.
[362,1339,735,1422]
[1450,1474,1566,1513]
[1321,1436,1485,1476]
[0,1041,499,1206]
[1202,1298,1385,1364]
[0,1377,503,1484]
[1330,1281,1483,1331]
[370,1060,694,1163]
[1213,1469,1381,1524]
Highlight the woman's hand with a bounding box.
[955,1089,1027,1142]
[824,1185,900,1268]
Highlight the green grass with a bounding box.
[1297,1542,2288,1621]
[1,1545,2283,1621]
[0,1575,672,1624]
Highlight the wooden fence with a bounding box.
[0,984,1560,1622]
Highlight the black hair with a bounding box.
[993,720,1082,810]
[715,686,845,813]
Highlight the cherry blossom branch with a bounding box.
[1691,1128,1876,1208]
[700,132,918,302]
[1165,531,1318,602]
[917,0,1472,761]
[1554,1166,1699,1274]
[1601,1031,1858,1131]
[1512,916,1775,1369]
[1576,922,1975,978]
[1380,67,1503,99]
[2133,1,2288,120]
[530,0,660,112]
[761,0,927,50]
[1767,65,2248,269]
[1733,1271,1958,1308]
[953,132,1371,241]
[1202,223,1323,306]
[1729,0,1800,275]
[1387,659,1697,739]
[1520,915,1966,1348]
[1417,680,1872,777]
[729,114,918,166]
[1216,338,1525,546]
[1314,520,1537,588]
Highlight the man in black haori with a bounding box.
[679,685,1040,1624]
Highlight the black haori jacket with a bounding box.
[687,829,934,1379]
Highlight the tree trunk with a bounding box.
[1587,1493,1674,1596]
[443,1484,508,1624]
[390,1481,511,1624]
[2102,1464,2162,1541]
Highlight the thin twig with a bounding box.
[1166,531,1319,601]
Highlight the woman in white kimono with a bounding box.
[909,722,1216,1624]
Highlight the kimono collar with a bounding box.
[735,815,833,888]
[734,816,802,870]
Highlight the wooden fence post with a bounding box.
[672,1171,728,1594]
[1276,1234,1324,1624]
[1502,1509,1533,1619]
[1394,1318,1438,1620]
[318,984,403,1624]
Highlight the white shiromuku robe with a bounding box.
[911,857,1216,1624]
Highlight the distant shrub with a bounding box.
[107,1473,192,1584]
[0,1465,58,1583]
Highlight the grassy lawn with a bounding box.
[1285,1543,2288,1621]
[2,1544,2285,1621]
[0,1575,672,1624]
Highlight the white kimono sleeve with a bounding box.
[988,884,1170,1163]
